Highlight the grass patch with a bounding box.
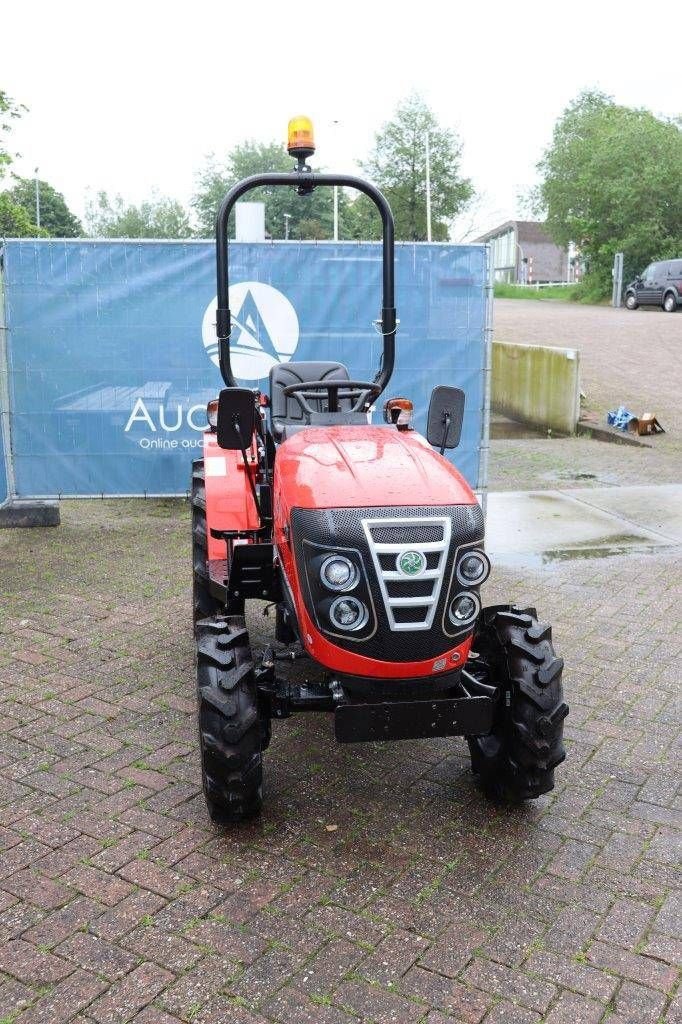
[494,277,610,304]
[494,282,585,302]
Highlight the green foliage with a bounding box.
[535,90,682,295]
[191,140,348,240]
[494,282,586,302]
[0,89,45,236]
[85,190,192,238]
[0,192,47,237]
[362,93,474,241]
[1,89,26,179]
[5,177,82,236]
[343,193,383,241]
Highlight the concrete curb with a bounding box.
[0,500,60,528]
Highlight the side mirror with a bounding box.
[427,386,465,453]
[216,387,258,450]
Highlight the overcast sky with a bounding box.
[3,0,677,237]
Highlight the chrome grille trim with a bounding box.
[361,516,451,631]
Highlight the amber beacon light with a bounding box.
[287,116,315,159]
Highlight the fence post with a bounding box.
[477,244,494,518]
[0,250,16,507]
[0,245,59,527]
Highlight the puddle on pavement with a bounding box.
[486,490,677,568]
[491,542,669,569]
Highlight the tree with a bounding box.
[192,140,345,240]
[535,90,682,293]
[0,90,44,236]
[1,89,25,179]
[0,192,47,236]
[84,190,192,238]
[361,94,474,241]
[6,177,82,236]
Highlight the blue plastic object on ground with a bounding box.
[607,405,637,431]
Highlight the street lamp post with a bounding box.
[283,213,291,240]
[34,167,41,228]
[333,185,339,242]
[331,119,341,242]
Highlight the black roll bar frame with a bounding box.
[215,171,397,392]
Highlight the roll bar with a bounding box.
[215,172,397,392]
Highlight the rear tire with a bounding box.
[466,605,568,802]
[196,615,264,824]
[663,291,677,313]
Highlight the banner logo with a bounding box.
[202,282,300,379]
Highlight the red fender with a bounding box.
[202,431,259,561]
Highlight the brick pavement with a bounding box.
[0,498,680,1023]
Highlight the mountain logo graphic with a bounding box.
[202,281,300,380]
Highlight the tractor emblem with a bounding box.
[397,550,426,576]
[202,281,300,380]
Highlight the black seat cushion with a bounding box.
[269,361,350,441]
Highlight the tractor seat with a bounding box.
[269,360,355,442]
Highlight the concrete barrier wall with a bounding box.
[492,340,580,434]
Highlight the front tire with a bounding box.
[663,291,677,313]
[196,615,264,824]
[466,605,568,802]
[625,292,638,310]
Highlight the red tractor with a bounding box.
[193,117,568,824]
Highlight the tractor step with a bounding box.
[335,695,495,744]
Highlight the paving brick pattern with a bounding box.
[1,498,680,1023]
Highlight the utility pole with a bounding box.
[283,213,291,241]
[331,119,340,241]
[34,167,40,228]
[425,133,432,243]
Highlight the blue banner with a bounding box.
[2,240,487,497]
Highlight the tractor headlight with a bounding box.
[300,538,374,642]
[448,592,480,627]
[320,554,359,592]
[456,550,490,586]
[329,596,369,632]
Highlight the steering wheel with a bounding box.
[282,379,382,419]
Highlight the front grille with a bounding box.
[386,579,435,598]
[290,503,485,663]
[362,515,451,632]
[370,523,444,544]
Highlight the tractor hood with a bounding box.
[274,425,476,509]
